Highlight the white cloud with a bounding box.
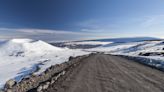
[1,15,164,42]
[76,17,164,39]
[0,28,88,35]
[0,28,107,42]
[15,29,88,35]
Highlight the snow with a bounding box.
[9,39,34,43]
[88,41,163,55]
[0,38,164,89]
[86,40,164,70]
[65,41,113,45]
[0,39,90,88]
[88,42,141,53]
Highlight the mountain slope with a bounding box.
[0,39,89,88]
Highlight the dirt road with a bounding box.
[45,54,164,92]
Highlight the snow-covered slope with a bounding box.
[0,39,89,88]
[0,39,62,57]
[65,41,112,45]
[85,40,164,71]
[88,40,164,60]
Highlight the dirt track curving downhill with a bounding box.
[44,54,164,92]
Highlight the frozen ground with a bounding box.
[0,39,90,88]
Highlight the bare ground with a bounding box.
[44,54,164,92]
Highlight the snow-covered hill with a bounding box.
[0,39,62,57]
[87,40,164,67]
[89,41,164,56]
[65,41,112,45]
[0,39,89,88]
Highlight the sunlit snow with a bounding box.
[0,39,90,88]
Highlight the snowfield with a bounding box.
[65,41,113,45]
[88,41,164,56]
[0,39,90,88]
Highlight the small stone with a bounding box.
[50,79,55,84]
[42,84,49,89]
[7,89,12,92]
[6,89,12,92]
[62,71,66,75]
[37,85,43,92]
[31,73,36,77]
[46,82,50,85]
[5,79,16,88]
[55,74,60,80]
[69,56,74,61]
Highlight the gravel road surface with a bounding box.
[44,54,164,92]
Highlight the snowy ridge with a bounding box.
[65,41,113,45]
[0,39,62,57]
[0,39,90,88]
[88,41,163,55]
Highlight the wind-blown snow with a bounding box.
[0,39,90,88]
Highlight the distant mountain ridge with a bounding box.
[88,37,161,43]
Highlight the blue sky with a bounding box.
[0,0,164,41]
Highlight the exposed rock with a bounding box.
[6,89,12,92]
[61,71,66,75]
[37,85,43,92]
[3,54,89,92]
[5,79,16,89]
[42,84,49,90]
[69,56,74,61]
[50,79,55,84]
[139,52,164,56]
